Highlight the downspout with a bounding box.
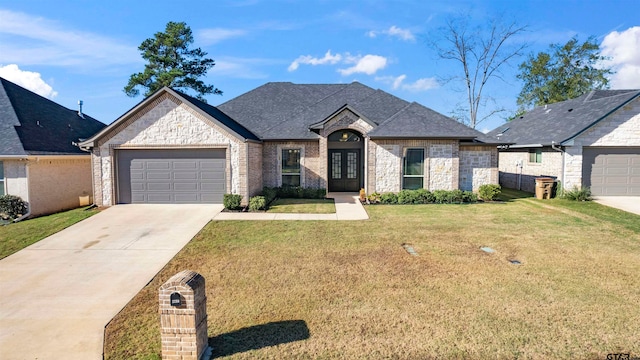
[551,141,565,194]
[13,159,31,222]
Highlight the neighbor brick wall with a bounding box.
[498,149,563,193]
[27,158,93,216]
[564,97,640,189]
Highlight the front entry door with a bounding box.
[329,149,360,192]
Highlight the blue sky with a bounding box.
[1,0,639,133]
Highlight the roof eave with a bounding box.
[368,135,477,140]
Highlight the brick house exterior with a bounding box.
[487,90,640,195]
[81,83,500,205]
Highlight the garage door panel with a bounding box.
[117,149,226,204]
[583,147,640,196]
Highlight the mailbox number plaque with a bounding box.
[170,292,181,307]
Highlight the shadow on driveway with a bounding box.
[210,320,310,358]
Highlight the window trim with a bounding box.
[529,149,542,164]
[0,161,4,197]
[278,146,304,187]
[402,147,425,190]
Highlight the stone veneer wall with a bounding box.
[92,94,244,205]
[367,139,459,193]
[459,145,498,191]
[261,141,321,188]
[498,149,562,193]
[564,97,640,189]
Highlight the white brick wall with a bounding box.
[459,150,491,191]
[429,144,453,190]
[96,98,241,205]
[498,150,562,192]
[375,144,400,192]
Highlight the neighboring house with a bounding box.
[80,82,499,205]
[486,89,640,195]
[0,77,106,216]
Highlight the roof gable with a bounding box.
[487,90,640,146]
[80,87,259,148]
[0,77,106,156]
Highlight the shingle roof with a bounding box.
[486,89,640,146]
[0,77,106,156]
[219,81,489,141]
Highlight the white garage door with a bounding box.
[582,147,640,196]
[116,149,226,204]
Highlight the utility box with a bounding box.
[159,270,208,360]
[535,177,555,199]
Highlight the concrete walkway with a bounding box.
[212,192,369,220]
[0,204,222,360]
[593,196,640,216]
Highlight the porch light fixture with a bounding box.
[341,132,349,141]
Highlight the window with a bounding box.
[282,149,301,186]
[529,149,542,163]
[403,148,424,190]
[0,161,4,196]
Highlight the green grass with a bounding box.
[105,198,640,359]
[0,207,98,259]
[266,198,335,213]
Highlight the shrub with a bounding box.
[0,195,28,220]
[379,192,398,204]
[414,188,434,204]
[367,192,380,204]
[262,187,278,205]
[432,190,451,204]
[561,186,592,201]
[249,196,266,211]
[462,191,478,203]
[398,190,425,204]
[478,184,501,201]
[303,187,326,199]
[223,194,243,210]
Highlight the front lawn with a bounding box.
[0,207,98,259]
[266,198,335,214]
[105,198,640,359]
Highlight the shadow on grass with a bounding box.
[209,320,310,358]
[499,188,534,201]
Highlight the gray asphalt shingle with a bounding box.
[0,77,106,155]
[486,90,640,146]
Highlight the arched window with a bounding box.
[328,130,361,142]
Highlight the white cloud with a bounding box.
[209,56,275,79]
[0,64,57,98]
[0,9,139,69]
[601,26,640,88]
[367,26,415,42]
[198,28,247,45]
[375,75,439,91]
[401,77,439,92]
[288,50,342,71]
[338,54,387,76]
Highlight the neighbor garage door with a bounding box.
[582,147,640,196]
[116,149,226,204]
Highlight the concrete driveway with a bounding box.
[593,196,640,216]
[0,204,222,360]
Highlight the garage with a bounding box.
[583,147,640,196]
[116,149,226,204]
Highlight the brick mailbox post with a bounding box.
[159,270,208,360]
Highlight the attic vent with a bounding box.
[568,108,573,112]
[77,100,85,119]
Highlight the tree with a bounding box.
[516,37,613,109]
[124,21,221,101]
[430,15,528,129]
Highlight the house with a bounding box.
[79,82,500,205]
[486,89,640,195]
[0,77,106,216]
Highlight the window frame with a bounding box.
[529,149,542,164]
[402,148,425,190]
[0,161,4,196]
[281,148,302,187]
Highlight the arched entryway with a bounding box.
[327,129,364,192]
